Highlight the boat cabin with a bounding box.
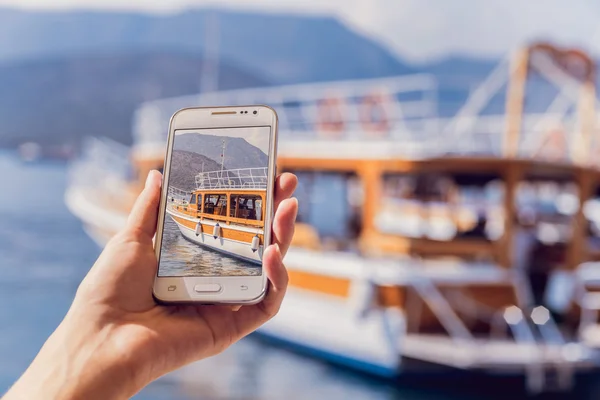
[168,167,268,230]
[170,189,265,228]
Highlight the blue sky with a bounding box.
[1,0,599,62]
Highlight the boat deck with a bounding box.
[401,334,595,371]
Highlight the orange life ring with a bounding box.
[316,97,345,137]
[534,127,568,162]
[359,93,391,135]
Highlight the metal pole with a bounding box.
[200,10,220,94]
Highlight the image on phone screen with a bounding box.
[157,126,272,277]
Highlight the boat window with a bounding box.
[204,194,227,216]
[516,180,578,245]
[294,171,362,250]
[377,174,450,240]
[455,181,504,241]
[230,195,263,221]
[377,173,503,241]
[189,194,197,205]
[586,185,600,256]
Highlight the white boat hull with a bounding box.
[65,185,597,384]
[258,287,405,377]
[169,214,264,265]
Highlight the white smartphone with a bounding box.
[153,105,278,305]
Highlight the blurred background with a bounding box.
[4,1,600,399]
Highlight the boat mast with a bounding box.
[221,139,226,172]
[200,10,220,94]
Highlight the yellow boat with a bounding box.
[165,167,267,265]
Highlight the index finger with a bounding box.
[125,170,162,239]
[274,173,298,210]
[228,244,288,337]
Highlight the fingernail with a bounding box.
[291,197,299,220]
[145,171,154,189]
[274,243,282,256]
[146,170,162,190]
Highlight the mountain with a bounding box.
[416,56,497,77]
[0,52,266,148]
[173,133,268,170]
[0,8,417,150]
[168,150,222,191]
[0,8,413,84]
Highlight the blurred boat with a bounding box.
[66,42,600,394]
[18,142,42,162]
[18,142,75,162]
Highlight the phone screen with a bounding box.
[157,126,272,277]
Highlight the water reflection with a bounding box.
[147,338,454,400]
[159,217,260,277]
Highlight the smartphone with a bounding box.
[153,106,278,304]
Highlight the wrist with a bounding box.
[4,312,138,400]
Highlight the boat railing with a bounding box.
[132,74,439,149]
[195,167,268,190]
[490,304,578,393]
[413,274,577,394]
[131,50,600,163]
[68,137,132,196]
[408,274,542,393]
[409,275,473,342]
[167,186,191,205]
[531,306,576,391]
[490,306,546,393]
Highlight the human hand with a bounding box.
[4,171,298,400]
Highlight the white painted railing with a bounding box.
[195,167,268,190]
[167,186,191,205]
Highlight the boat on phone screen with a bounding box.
[165,165,267,265]
[66,42,600,394]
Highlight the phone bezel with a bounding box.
[152,105,278,305]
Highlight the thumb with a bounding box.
[125,170,162,239]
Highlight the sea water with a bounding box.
[159,216,260,277]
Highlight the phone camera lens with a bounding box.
[253,111,258,115]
